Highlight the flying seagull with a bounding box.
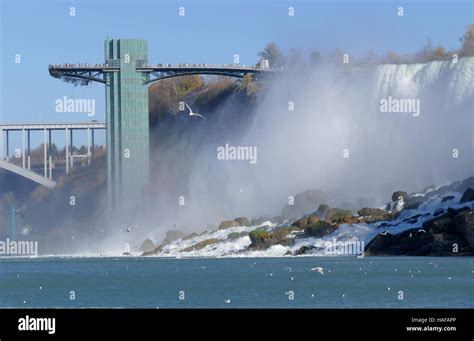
[417,229,426,233]
[379,230,389,236]
[185,103,206,119]
[311,267,324,275]
[224,298,231,304]
[121,225,138,233]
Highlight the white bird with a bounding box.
[21,228,29,235]
[121,225,138,232]
[311,267,324,275]
[409,233,413,238]
[224,299,231,303]
[285,266,293,272]
[418,229,426,233]
[185,103,206,119]
[379,230,389,236]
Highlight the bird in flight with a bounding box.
[311,267,324,275]
[185,103,206,119]
[121,225,138,233]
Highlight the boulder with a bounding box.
[283,250,293,256]
[218,217,250,230]
[460,188,474,204]
[325,208,354,224]
[227,231,249,240]
[391,191,408,203]
[455,210,474,247]
[182,232,198,241]
[248,228,294,250]
[292,217,308,229]
[358,207,390,223]
[305,220,336,237]
[294,245,316,255]
[182,238,220,252]
[161,229,186,245]
[139,238,155,253]
[404,196,425,210]
[441,195,455,203]
[314,204,331,219]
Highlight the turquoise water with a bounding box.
[0,257,472,308]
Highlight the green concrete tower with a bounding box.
[105,39,150,208]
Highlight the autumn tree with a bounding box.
[459,24,474,57]
[258,42,286,68]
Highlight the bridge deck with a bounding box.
[0,122,106,131]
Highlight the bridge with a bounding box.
[0,122,105,187]
[2,38,279,209]
[49,62,276,85]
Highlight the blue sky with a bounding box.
[0,0,473,147]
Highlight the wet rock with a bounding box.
[248,228,294,250]
[460,188,474,204]
[283,250,293,256]
[358,207,390,223]
[404,196,425,210]
[366,207,474,256]
[121,252,131,256]
[391,191,408,203]
[294,245,316,255]
[433,208,444,217]
[304,220,336,237]
[227,231,249,240]
[455,210,474,247]
[182,238,221,252]
[182,232,198,241]
[218,217,250,230]
[313,204,330,219]
[325,208,354,224]
[441,195,455,203]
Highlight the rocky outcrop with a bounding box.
[358,207,390,223]
[460,188,474,204]
[139,238,155,253]
[281,189,328,219]
[314,204,330,219]
[365,207,474,256]
[325,208,355,224]
[161,229,186,245]
[227,231,249,240]
[304,220,336,237]
[248,227,294,250]
[218,217,250,230]
[182,238,221,252]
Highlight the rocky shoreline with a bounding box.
[140,176,474,257]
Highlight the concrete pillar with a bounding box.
[6,130,9,159]
[91,128,95,156]
[22,129,25,168]
[65,128,69,174]
[87,127,91,165]
[0,127,3,160]
[43,128,47,177]
[49,155,52,179]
